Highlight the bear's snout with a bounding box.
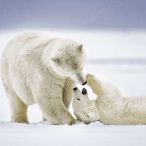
[82,88,87,95]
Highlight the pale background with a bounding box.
[0,0,146,146]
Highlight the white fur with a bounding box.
[0,32,86,125]
[73,89,98,124]
[73,74,146,125]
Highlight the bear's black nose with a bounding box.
[73,87,78,91]
[82,81,87,85]
[82,88,87,95]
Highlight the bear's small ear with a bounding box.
[77,44,83,52]
[51,57,61,64]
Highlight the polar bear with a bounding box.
[0,32,86,125]
[73,74,146,125]
[73,87,98,124]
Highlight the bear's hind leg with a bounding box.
[42,115,47,121]
[6,90,28,123]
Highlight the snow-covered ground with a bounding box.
[0,30,146,146]
[1,122,146,146]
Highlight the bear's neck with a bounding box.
[41,47,67,81]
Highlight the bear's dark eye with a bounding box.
[77,98,80,101]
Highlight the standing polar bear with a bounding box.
[73,74,146,125]
[1,32,86,125]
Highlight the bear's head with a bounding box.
[50,39,86,84]
[72,87,98,124]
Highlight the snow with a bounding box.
[1,122,146,146]
[0,30,146,146]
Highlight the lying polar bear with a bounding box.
[73,74,146,125]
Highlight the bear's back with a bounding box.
[1,32,52,61]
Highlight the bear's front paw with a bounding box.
[86,74,96,85]
[67,117,76,125]
[84,121,91,124]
